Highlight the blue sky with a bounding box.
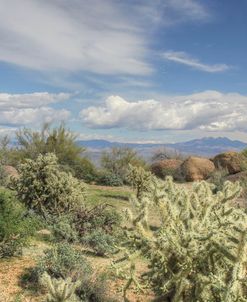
[0,0,247,143]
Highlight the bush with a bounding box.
[97,172,123,187]
[72,157,98,183]
[82,230,117,256]
[0,188,36,258]
[73,204,121,237]
[209,167,229,192]
[100,147,146,184]
[51,215,79,243]
[33,243,92,282]
[12,153,86,217]
[118,167,247,301]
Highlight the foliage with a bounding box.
[209,167,229,192]
[101,147,146,184]
[82,230,117,256]
[72,157,98,183]
[73,204,121,237]
[51,215,79,243]
[151,147,184,162]
[118,165,247,301]
[12,153,86,217]
[0,164,8,186]
[0,188,36,258]
[34,243,92,282]
[97,172,123,187]
[126,164,154,200]
[40,272,80,302]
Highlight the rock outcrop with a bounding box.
[213,151,246,174]
[180,156,215,181]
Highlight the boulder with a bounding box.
[180,156,215,181]
[213,152,246,174]
[151,159,183,179]
[3,165,19,179]
[226,171,247,183]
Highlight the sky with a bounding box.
[0,0,247,143]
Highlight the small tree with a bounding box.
[101,147,146,183]
[12,153,86,217]
[118,166,247,301]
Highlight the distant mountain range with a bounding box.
[77,137,247,163]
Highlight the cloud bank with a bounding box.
[80,91,247,132]
[0,92,71,126]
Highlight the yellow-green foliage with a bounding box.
[12,153,86,216]
[40,272,80,302]
[121,166,247,302]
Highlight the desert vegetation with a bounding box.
[1,124,247,301]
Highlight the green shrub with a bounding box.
[82,230,117,256]
[73,204,121,237]
[0,164,8,186]
[97,172,123,187]
[51,215,79,243]
[0,188,36,258]
[33,243,92,282]
[209,167,229,192]
[118,166,247,301]
[12,153,86,217]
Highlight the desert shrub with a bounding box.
[0,164,8,186]
[209,167,229,192]
[73,204,121,237]
[51,215,79,243]
[101,147,146,184]
[32,243,92,283]
[82,230,117,256]
[11,153,86,217]
[72,157,98,183]
[117,166,247,301]
[97,172,123,187]
[77,272,119,302]
[0,188,36,258]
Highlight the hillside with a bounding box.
[77,137,247,161]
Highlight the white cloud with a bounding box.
[163,51,230,73]
[80,91,247,132]
[0,0,211,77]
[0,92,70,109]
[0,92,71,126]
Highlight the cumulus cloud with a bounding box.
[80,91,247,132]
[0,92,71,126]
[163,51,230,73]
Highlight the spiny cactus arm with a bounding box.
[223,229,247,302]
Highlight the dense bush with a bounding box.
[73,204,121,237]
[12,153,86,217]
[97,172,123,187]
[209,167,229,192]
[82,230,117,256]
[118,166,247,301]
[0,188,36,258]
[100,147,146,184]
[33,243,92,282]
[51,215,78,243]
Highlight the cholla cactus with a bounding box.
[126,164,154,200]
[40,272,80,302]
[121,165,247,302]
[12,153,86,216]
